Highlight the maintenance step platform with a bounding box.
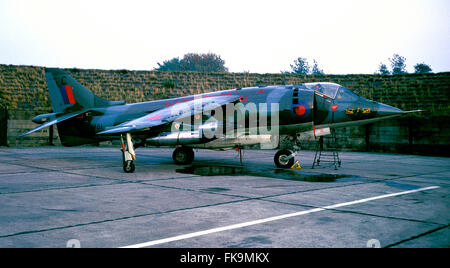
[0,147,448,248]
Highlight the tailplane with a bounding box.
[20,68,125,139]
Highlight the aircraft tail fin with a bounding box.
[45,68,125,113]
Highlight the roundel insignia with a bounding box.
[292,101,311,118]
[294,105,306,116]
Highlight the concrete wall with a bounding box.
[1,64,449,155]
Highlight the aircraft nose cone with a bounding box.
[377,103,403,117]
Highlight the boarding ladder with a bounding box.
[312,129,341,170]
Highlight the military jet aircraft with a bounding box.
[21,68,414,173]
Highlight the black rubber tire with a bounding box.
[172,147,195,165]
[123,160,135,173]
[274,149,295,168]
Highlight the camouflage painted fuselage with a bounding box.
[56,83,401,147]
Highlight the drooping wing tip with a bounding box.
[17,132,28,138]
[402,109,425,114]
[16,119,59,138]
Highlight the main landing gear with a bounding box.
[172,147,195,165]
[274,134,301,169]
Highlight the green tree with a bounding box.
[156,58,184,72]
[389,54,407,75]
[375,63,390,75]
[414,62,432,74]
[156,53,228,72]
[289,57,310,74]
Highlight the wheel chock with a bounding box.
[291,160,302,169]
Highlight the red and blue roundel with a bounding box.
[292,101,311,118]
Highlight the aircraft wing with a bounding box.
[97,95,240,135]
[19,109,90,137]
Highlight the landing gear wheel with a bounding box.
[120,133,137,173]
[123,160,135,173]
[274,149,295,168]
[172,147,194,165]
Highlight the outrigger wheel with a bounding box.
[172,147,195,165]
[121,133,137,173]
[274,149,295,168]
[123,160,135,173]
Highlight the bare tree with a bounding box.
[389,54,407,75]
[311,59,324,75]
[285,57,324,75]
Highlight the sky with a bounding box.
[0,0,449,74]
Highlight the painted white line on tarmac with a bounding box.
[121,185,440,248]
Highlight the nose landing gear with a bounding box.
[274,149,295,168]
[274,134,301,168]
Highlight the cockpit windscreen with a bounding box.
[304,83,340,99]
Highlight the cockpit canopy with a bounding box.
[304,82,340,98]
[303,82,359,101]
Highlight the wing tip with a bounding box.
[402,109,425,114]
